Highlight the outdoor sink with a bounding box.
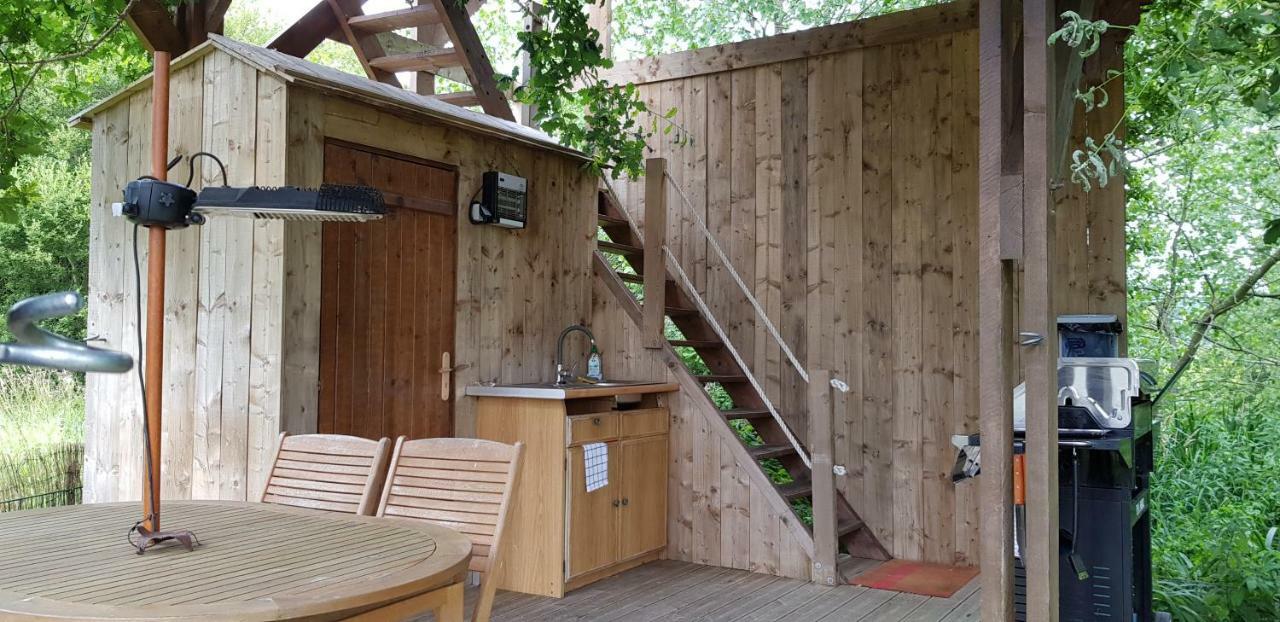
[464,380,672,400]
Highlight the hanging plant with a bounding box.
[1048,10,1112,58]
[1050,11,1131,191]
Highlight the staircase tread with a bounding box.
[598,240,642,255]
[669,339,723,348]
[720,408,772,419]
[616,271,644,283]
[837,517,865,536]
[665,305,698,316]
[748,444,797,460]
[598,213,630,225]
[776,479,813,500]
[696,374,749,383]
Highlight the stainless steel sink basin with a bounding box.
[464,380,667,399]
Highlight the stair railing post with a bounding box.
[809,368,838,585]
[643,158,667,349]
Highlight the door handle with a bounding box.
[439,352,470,401]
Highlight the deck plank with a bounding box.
[458,560,980,622]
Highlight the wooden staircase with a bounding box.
[267,0,512,120]
[591,190,890,572]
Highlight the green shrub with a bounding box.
[1150,387,1280,621]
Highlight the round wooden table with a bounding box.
[0,501,472,621]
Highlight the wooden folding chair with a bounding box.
[377,437,525,622]
[259,432,392,516]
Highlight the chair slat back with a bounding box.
[260,433,392,516]
[378,437,524,622]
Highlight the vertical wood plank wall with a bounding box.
[293,92,598,439]
[590,280,815,580]
[85,54,290,503]
[612,27,1125,565]
[86,55,598,503]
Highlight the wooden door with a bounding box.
[566,441,620,578]
[318,142,458,440]
[618,435,667,559]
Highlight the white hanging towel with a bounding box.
[583,442,609,492]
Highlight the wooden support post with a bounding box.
[520,2,545,127]
[1023,0,1061,619]
[978,0,1018,619]
[808,369,838,586]
[643,158,667,349]
[143,50,171,532]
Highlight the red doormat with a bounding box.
[850,559,979,598]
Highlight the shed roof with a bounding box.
[69,35,587,162]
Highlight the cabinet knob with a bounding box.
[621,498,629,506]
[612,499,621,507]
[592,417,602,425]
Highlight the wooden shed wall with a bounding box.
[282,89,599,441]
[85,49,598,504]
[609,25,1126,566]
[85,52,292,503]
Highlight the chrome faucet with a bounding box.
[555,324,596,385]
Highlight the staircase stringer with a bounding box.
[592,254,818,562]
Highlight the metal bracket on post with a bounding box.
[1019,331,1045,346]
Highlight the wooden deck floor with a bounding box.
[450,560,980,622]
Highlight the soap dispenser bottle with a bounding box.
[587,345,603,381]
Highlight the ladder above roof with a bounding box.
[267,0,514,121]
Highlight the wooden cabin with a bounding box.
[73,0,1138,618]
[72,35,598,504]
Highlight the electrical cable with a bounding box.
[128,221,158,546]
[186,151,228,187]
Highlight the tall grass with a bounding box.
[0,369,85,511]
[1150,385,1280,621]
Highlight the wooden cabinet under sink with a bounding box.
[472,384,677,598]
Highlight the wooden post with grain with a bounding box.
[643,158,667,349]
[979,0,1020,618]
[808,369,838,585]
[1022,0,1062,619]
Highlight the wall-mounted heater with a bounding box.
[116,179,385,228]
[469,171,527,229]
[194,185,385,222]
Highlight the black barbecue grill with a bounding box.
[953,316,1167,622]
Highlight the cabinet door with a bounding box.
[566,442,619,578]
[618,435,667,559]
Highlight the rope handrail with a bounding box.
[662,173,810,385]
[661,245,812,468]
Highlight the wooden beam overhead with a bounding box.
[270,0,487,61]
[126,0,186,53]
[432,91,480,108]
[349,5,443,33]
[325,0,402,86]
[266,1,338,58]
[429,0,514,121]
[368,49,463,73]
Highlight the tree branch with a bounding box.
[1167,242,1280,381]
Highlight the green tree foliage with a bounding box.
[0,0,150,215]
[1120,2,1280,619]
[612,0,939,58]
